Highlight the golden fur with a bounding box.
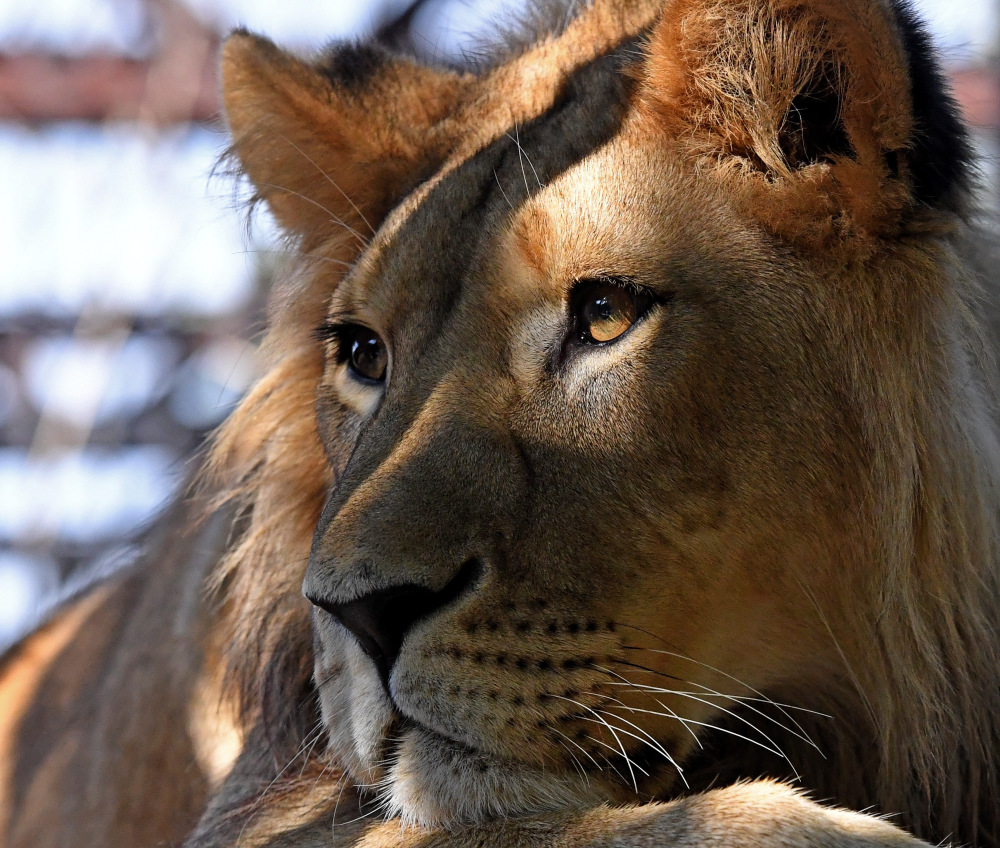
[1,0,998,846]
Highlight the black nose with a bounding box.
[306,559,481,686]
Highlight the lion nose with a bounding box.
[305,558,481,686]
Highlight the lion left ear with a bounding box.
[641,0,972,237]
[222,32,470,248]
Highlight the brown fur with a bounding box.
[0,500,236,846]
[2,1,998,847]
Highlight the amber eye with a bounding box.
[572,279,654,345]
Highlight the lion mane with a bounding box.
[2,1,999,847]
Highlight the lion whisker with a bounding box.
[328,772,355,834]
[608,665,816,748]
[574,687,687,782]
[510,125,531,197]
[624,678,797,749]
[546,722,604,774]
[653,689,831,719]
[546,725,593,784]
[604,679,802,777]
[274,131,376,238]
[612,701,789,760]
[576,714,669,780]
[608,656,685,683]
[643,676,819,754]
[596,709,687,787]
[298,251,357,271]
[549,694,646,791]
[616,625,821,747]
[494,168,516,212]
[613,644,823,751]
[595,661,806,774]
[330,800,384,829]
[506,123,544,193]
[552,691,690,789]
[583,732,648,782]
[582,679,702,748]
[357,774,396,826]
[581,741,631,787]
[257,180,369,249]
[234,719,328,845]
[297,728,326,780]
[272,720,326,785]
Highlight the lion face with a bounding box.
[302,81,867,829]
[220,0,979,832]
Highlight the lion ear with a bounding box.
[221,32,468,245]
[642,0,972,236]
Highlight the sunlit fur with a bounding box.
[205,0,1000,843]
[1,1,998,847]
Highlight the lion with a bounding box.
[1,0,998,845]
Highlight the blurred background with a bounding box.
[0,0,997,650]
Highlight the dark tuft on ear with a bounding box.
[888,0,974,211]
[221,29,469,245]
[317,42,394,91]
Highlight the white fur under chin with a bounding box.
[381,724,603,827]
[316,627,603,825]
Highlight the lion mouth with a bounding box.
[358,685,695,826]
[332,649,686,825]
[373,719,603,826]
[371,712,511,788]
[386,715,476,762]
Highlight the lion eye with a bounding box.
[572,279,654,345]
[345,327,388,382]
[318,322,388,383]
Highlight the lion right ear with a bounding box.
[640,0,973,241]
[222,32,469,247]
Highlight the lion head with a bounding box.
[206,0,1000,843]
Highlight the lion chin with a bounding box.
[318,634,604,827]
[380,725,602,828]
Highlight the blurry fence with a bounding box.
[0,0,997,647]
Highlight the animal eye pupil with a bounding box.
[348,329,387,382]
[576,281,643,344]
